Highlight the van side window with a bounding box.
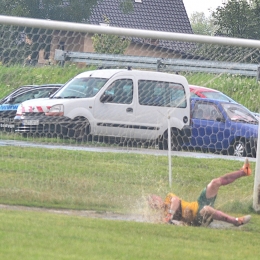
[138,80,186,108]
[103,79,133,104]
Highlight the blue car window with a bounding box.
[193,102,222,121]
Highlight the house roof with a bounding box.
[88,0,194,53]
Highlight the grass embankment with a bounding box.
[0,65,260,112]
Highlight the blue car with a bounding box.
[0,84,63,132]
[182,98,258,157]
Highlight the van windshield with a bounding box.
[54,77,108,98]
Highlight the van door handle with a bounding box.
[126,107,133,113]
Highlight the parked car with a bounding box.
[190,84,260,119]
[14,69,191,150]
[0,85,37,104]
[182,98,258,157]
[0,84,63,132]
[190,85,237,102]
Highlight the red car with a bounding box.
[189,85,236,103]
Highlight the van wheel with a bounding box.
[158,128,181,151]
[67,117,91,141]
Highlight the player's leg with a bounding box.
[206,158,251,199]
[200,206,251,226]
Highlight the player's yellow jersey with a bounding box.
[181,200,199,220]
[164,193,199,221]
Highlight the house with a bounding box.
[41,0,194,65]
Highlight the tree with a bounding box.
[0,1,102,65]
[92,34,130,54]
[92,16,130,55]
[0,0,99,23]
[0,1,30,17]
[250,0,260,40]
[190,12,217,36]
[212,0,258,39]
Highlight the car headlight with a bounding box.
[45,104,64,116]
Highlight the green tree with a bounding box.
[92,34,130,54]
[250,0,260,40]
[0,0,99,23]
[212,0,258,39]
[190,12,217,35]
[0,1,30,17]
[92,16,130,54]
[0,1,102,65]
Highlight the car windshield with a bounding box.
[202,91,234,102]
[54,77,108,98]
[222,103,258,124]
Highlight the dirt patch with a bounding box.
[0,204,236,229]
[0,204,146,221]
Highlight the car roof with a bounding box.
[189,85,218,93]
[191,97,233,103]
[75,69,186,81]
[37,84,63,87]
[189,84,237,102]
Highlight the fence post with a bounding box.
[257,66,260,81]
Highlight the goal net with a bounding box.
[0,15,258,218]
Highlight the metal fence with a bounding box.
[55,49,260,80]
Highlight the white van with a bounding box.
[15,69,191,150]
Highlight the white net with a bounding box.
[0,15,258,215]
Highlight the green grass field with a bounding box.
[1,66,260,259]
[0,145,259,259]
[1,209,260,260]
[0,146,254,213]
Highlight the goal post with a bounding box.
[253,126,260,212]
